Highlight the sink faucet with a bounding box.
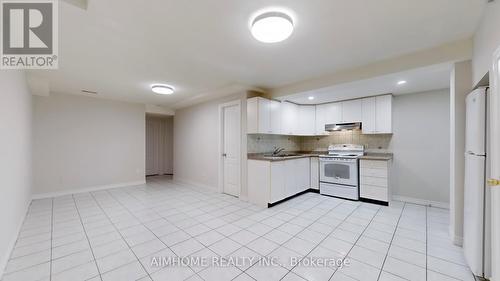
[272,147,285,156]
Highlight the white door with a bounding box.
[463,153,486,276]
[221,102,241,197]
[490,49,500,281]
[466,89,487,155]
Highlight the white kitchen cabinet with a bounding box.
[315,104,329,135]
[361,95,393,134]
[310,157,319,190]
[281,101,299,135]
[360,159,391,204]
[269,100,281,134]
[248,158,311,206]
[247,97,281,134]
[270,161,285,203]
[375,95,392,134]
[361,97,377,134]
[297,105,316,136]
[325,102,342,125]
[341,99,362,123]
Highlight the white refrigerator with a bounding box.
[463,87,491,278]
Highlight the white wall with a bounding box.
[0,71,32,277]
[173,92,248,197]
[473,1,500,86]
[33,93,146,197]
[449,60,472,245]
[389,89,450,205]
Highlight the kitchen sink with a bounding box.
[263,153,301,158]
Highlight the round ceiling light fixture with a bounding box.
[397,80,407,85]
[308,96,315,100]
[151,84,174,95]
[251,11,294,43]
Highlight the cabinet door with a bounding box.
[284,159,296,196]
[269,100,281,134]
[246,97,259,134]
[270,162,285,203]
[258,98,271,134]
[310,157,319,190]
[325,102,342,124]
[298,106,316,136]
[281,102,298,135]
[361,97,376,134]
[315,104,329,135]
[342,99,362,123]
[375,95,392,134]
[295,158,311,192]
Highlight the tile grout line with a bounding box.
[71,194,104,281]
[376,202,407,281]
[328,204,385,280]
[426,205,428,281]
[88,191,154,280]
[49,198,54,281]
[274,201,364,281]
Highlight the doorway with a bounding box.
[145,115,174,177]
[219,100,241,197]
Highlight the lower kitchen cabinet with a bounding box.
[248,158,311,207]
[360,159,392,205]
[310,157,319,190]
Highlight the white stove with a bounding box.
[319,144,364,200]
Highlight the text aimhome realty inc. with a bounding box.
[150,256,351,269]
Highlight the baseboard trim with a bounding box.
[0,198,31,279]
[392,195,449,209]
[172,177,217,191]
[31,180,146,200]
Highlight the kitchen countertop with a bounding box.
[359,152,393,161]
[248,152,326,162]
[248,151,393,161]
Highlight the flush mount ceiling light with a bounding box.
[397,80,407,85]
[251,11,294,43]
[308,96,315,100]
[151,84,174,95]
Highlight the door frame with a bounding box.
[218,99,242,196]
[490,46,500,281]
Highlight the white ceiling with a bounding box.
[281,63,453,104]
[28,0,484,108]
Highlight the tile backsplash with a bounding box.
[248,130,392,153]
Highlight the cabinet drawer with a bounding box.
[360,176,388,187]
[360,167,387,178]
[360,185,388,202]
[360,160,388,169]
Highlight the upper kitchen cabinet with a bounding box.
[297,105,316,136]
[281,101,299,135]
[325,102,342,124]
[361,95,393,134]
[247,97,281,134]
[315,104,330,135]
[341,99,362,123]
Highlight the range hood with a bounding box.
[325,122,361,131]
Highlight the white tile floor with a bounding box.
[3,176,476,281]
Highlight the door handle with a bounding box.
[488,178,500,187]
[222,153,227,157]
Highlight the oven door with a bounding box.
[320,158,358,186]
